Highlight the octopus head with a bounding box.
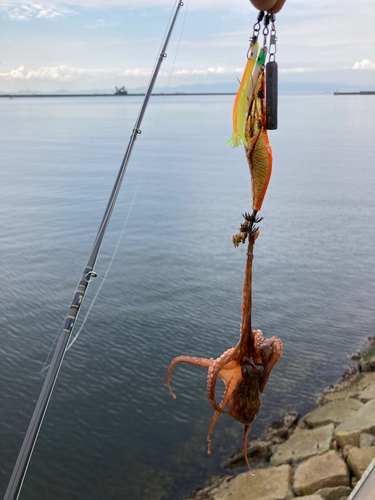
[228,357,264,425]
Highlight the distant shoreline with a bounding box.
[2,90,375,99]
[334,91,375,95]
[0,92,237,98]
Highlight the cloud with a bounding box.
[173,66,231,76]
[1,0,250,11]
[4,3,75,21]
[280,67,316,73]
[1,0,361,10]
[0,0,260,22]
[122,68,152,77]
[0,65,146,81]
[353,59,375,70]
[0,65,110,81]
[1,0,372,17]
[0,65,241,83]
[0,0,245,19]
[85,18,117,28]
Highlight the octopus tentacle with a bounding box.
[252,330,264,365]
[206,411,221,454]
[167,356,213,399]
[239,235,256,351]
[206,377,237,453]
[259,335,277,379]
[260,339,283,392]
[243,424,254,474]
[268,340,283,372]
[207,348,237,414]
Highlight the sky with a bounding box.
[1,0,375,93]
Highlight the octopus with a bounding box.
[167,232,283,472]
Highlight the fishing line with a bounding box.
[43,0,189,369]
[151,8,188,142]
[147,0,180,89]
[40,173,143,363]
[66,174,143,351]
[65,1,189,351]
[40,318,66,373]
[167,0,189,87]
[39,0,185,360]
[90,0,181,258]
[134,0,187,139]
[41,173,145,367]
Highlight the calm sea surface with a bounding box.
[0,94,374,499]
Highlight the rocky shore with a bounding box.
[186,336,375,500]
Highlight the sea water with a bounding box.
[0,94,374,499]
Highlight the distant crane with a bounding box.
[114,86,128,95]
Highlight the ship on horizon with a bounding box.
[114,86,128,95]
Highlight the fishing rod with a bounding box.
[4,2,184,498]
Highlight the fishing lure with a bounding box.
[227,42,259,148]
[245,69,272,213]
[232,67,272,248]
[167,233,282,472]
[230,12,277,239]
